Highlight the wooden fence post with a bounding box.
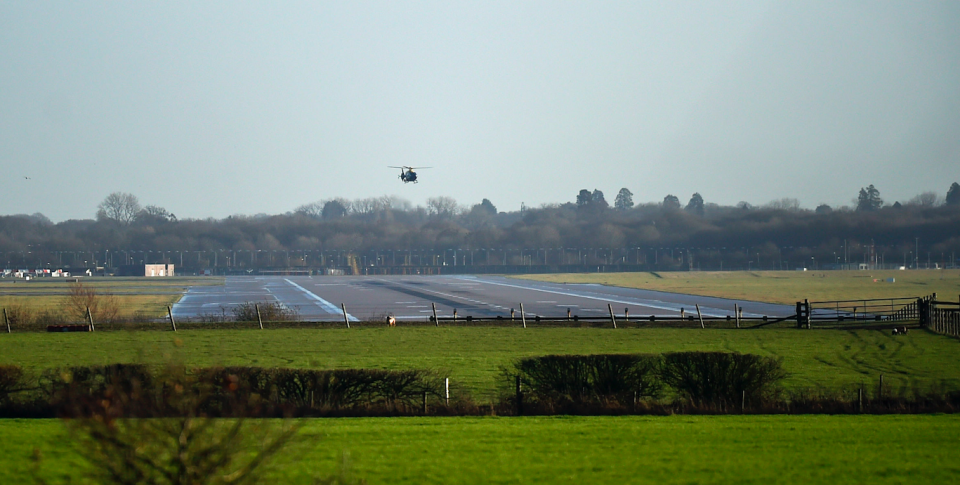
[858,386,863,413]
[4,308,9,333]
[878,374,883,400]
[624,307,629,322]
[432,303,438,327]
[735,304,740,328]
[453,308,458,323]
[695,304,704,329]
[167,306,177,332]
[520,303,526,329]
[445,377,450,406]
[341,303,350,328]
[86,306,95,332]
[255,303,263,330]
[608,304,617,329]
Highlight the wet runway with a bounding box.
[171,275,795,322]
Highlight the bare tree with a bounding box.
[764,198,801,211]
[62,365,300,485]
[65,281,119,323]
[294,201,324,218]
[426,196,460,218]
[97,192,142,225]
[906,191,941,207]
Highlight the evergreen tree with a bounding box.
[856,185,883,211]
[662,194,681,211]
[614,188,634,211]
[591,189,607,208]
[576,189,592,207]
[947,182,960,206]
[685,192,705,216]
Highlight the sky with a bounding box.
[2,1,958,222]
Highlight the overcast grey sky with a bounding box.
[2,1,958,222]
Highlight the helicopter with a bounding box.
[389,166,431,184]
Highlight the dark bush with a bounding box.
[0,365,26,405]
[510,354,662,408]
[194,367,440,415]
[40,364,158,417]
[660,352,786,408]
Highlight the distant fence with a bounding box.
[925,298,960,338]
[796,297,922,328]
[791,293,960,338]
[4,292,959,336]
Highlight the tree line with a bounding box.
[2,183,959,271]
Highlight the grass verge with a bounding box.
[4,415,959,484]
[515,270,960,305]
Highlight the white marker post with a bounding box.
[608,303,617,329]
[341,303,350,328]
[520,303,526,328]
[695,304,704,329]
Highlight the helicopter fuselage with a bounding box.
[390,165,428,183]
[400,169,417,183]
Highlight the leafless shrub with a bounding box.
[58,364,299,485]
[231,301,300,322]
[4,304,32,328]
[64,281,119,323]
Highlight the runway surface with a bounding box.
[171,275,795,322]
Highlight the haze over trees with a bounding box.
[1,183,959,272]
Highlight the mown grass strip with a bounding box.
[4,415,959,484]
[516,270,960,305]
[2,327,958,401]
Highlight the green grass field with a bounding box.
[2,327,958,400]
[516,270,960,305]
[3,273,959,483]
[3,415,958,484]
